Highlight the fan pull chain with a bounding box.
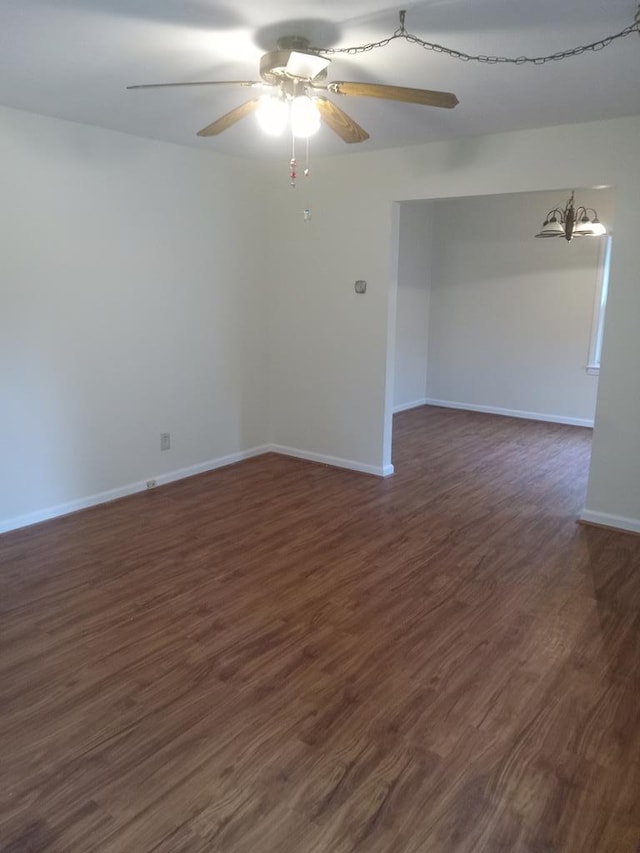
[290,130,297,188]
[304,137,311,178]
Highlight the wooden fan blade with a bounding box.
[127,80,261,90]
[329,81,458,109]
[197,99,260,137]
[316,98,369,144]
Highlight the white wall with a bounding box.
[3,109,640,534]
[393,202,433,411]
[423,189,612,425]
[265,170,395,475]
[266,115,640,531]
[0,105,269,531]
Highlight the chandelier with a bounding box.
[535,191,607,241]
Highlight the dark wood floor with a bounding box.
[2,406,640,852]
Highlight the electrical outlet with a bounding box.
[160,432,170,451]
[146,479,157,489]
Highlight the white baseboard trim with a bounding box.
[0,443,395,534]
[0,445,271,535]
[394,398,429,414]
[579,509,640,535]
[269,444,394,478]
[423,398,594,428]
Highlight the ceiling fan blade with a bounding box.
[127,80,261,91]
[316,98,369,144]
[329,81,459,109]
[197,99,260,137]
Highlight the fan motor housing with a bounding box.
[259,36,328,84]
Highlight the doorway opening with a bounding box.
[387,187,614,508]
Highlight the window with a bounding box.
[586,235,612,375]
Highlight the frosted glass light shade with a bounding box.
[589,218,607,236]
[291,96,321,138]
[573,216,595,237]
[535,216,565,238]
[256,95,288,136]
[286,51,331,81]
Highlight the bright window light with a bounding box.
[587,235,612,374]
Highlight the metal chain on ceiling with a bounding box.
[312,6,640,66]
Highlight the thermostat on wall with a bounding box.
[355,280,367,294]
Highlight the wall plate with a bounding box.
[355,280,367,294]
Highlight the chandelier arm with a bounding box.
[545,208,566,221]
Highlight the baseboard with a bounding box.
[0,443,394,535]
[394,398,429,414]
[579,509,640,535]
[269,444,394,478]
[423,398,594,428]
[0,445,271,535]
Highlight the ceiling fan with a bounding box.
[127,33,459,145]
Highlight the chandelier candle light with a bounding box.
[535,191,607,242]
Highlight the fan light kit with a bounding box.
[128,24,457,186]
[535,191,607,242]
[127,7,640,186]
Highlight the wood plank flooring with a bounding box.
[2,406,640,852]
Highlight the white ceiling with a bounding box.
[1,0,639,159]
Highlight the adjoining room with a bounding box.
[393,188,614,429]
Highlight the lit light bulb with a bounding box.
[573,214,595,237]
[256,95,288,136]
[291,96,321,138]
